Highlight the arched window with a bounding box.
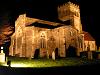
[78,37,82,48]
[40,32,46,48]
[40,38,46,48]
[70,31,73,36]
[76,12,79,17]
[92,43,94,48]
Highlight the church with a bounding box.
[9,2,96,58]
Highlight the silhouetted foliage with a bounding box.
[0,25,14,46]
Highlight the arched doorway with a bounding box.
[55,48,59,58]
[47,36,56,58]
[34,49,40,59]
[66,45,77,57]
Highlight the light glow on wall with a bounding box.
[11,63,28,67]
[1,63,30,67]
[1,46,3,50]
[0,53,5,62]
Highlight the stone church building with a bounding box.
[9,2,96,58]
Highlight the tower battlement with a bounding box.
[57,1,82,33]
[58,1,79,11]
[58,1,80,21]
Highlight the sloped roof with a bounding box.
[83,31,95,41]
[25,17,70,27]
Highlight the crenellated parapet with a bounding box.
[58,1,80,21]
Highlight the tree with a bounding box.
[0,25,14,46]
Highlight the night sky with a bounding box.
[0,0,100,47]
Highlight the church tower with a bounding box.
[58,1,82,33]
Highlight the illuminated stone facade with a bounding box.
[9,2,96,58]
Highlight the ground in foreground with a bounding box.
[0,56,100,75]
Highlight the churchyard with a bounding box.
[0,56,100,68]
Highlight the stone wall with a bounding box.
[9,22,81,58]
[9,1,96,59]
[84,41,96,51]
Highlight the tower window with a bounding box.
[75,12,79,17]
[70,31,73,36]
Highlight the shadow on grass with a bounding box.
[0,64,100,75]
[1,57,100,75]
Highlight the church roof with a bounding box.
[26,17,62,26]
[83,31,95,41]
[25,17,70,29]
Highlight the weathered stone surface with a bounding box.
[9,1,96,59]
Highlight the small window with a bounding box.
[77,12,79,17]
[78,37,82,48]
[92,43,94,48]
[75,12,79,17]
[70,31,73,36]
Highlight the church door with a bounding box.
[34,49,40,59]
[66,45,77,57]
[55,48,59,58]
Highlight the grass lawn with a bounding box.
[0,56,100,68]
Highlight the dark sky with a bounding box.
[0,0,100,46]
